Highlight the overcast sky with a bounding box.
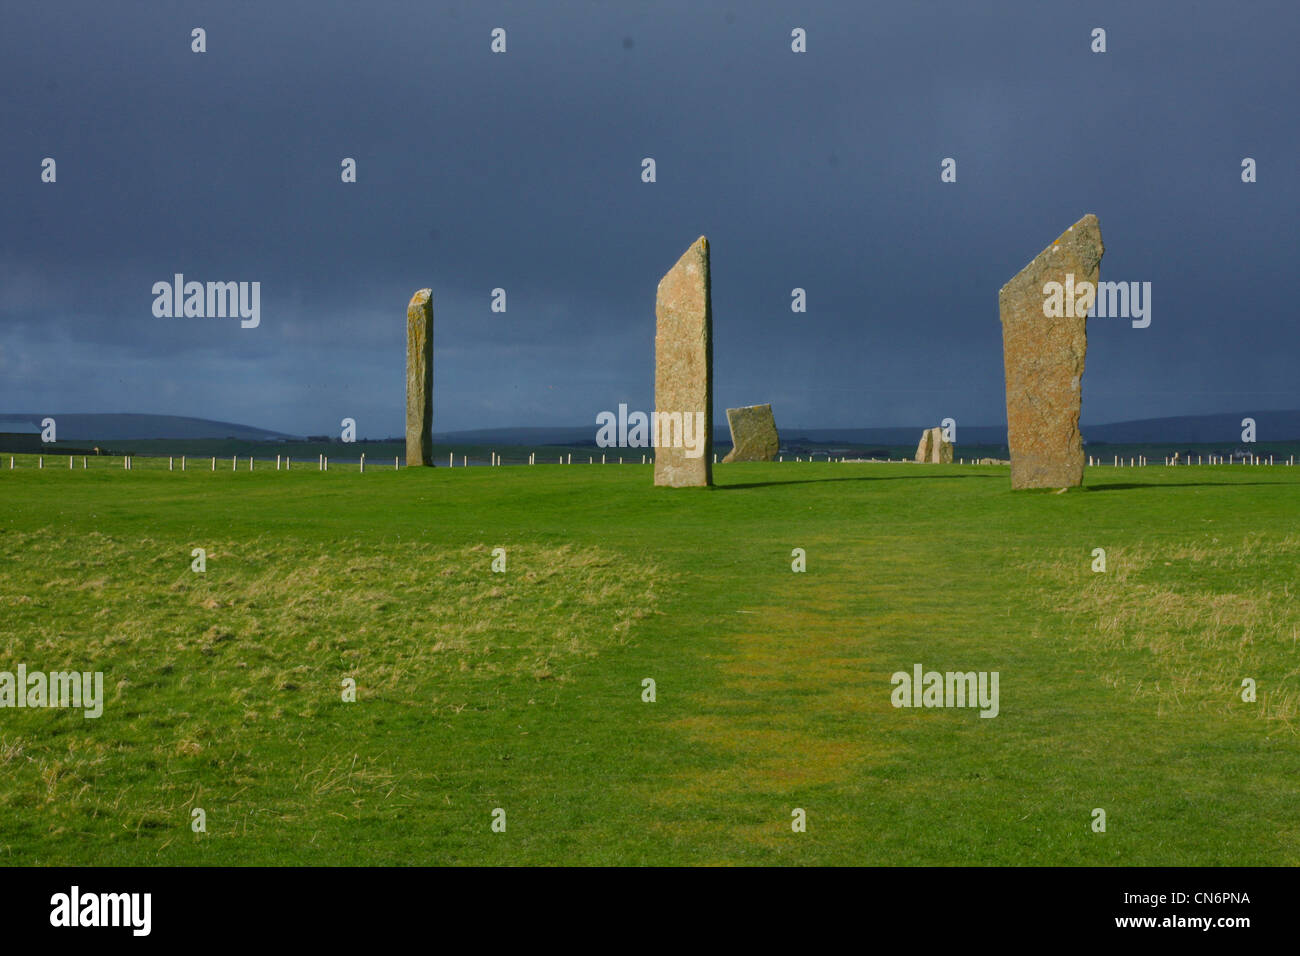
[1,1,1295,437]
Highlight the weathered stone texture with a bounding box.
[405,289,433,466]
[914,426,953,463]
[654,238,712,487]
[722,403,779,463]
[998,215,1103,489]
[937,435,953,464]
[914,428,935,463]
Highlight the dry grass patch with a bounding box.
[0,529,664,845]
[1028,534,1300,724]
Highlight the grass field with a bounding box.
[1,454,1298,865]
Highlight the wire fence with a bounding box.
[3,449,1296,474]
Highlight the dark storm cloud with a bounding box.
[1,0,1295,436]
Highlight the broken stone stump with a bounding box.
[998,214,1103,489]
[405,289,433,466]
[653,237,712,487]
[914,426,953,463]
[721,403,779,463]
[914,428,935,463]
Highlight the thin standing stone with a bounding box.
[653,236,713,487]
[406,288,434,466]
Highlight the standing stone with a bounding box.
[998,215,1103,489]
[914,427,952,463]
[914,428,934,463]
[405,289,434,467]
[654,237,712,487]
[722,403,779,463]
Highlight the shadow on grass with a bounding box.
[713,474,1001,491]
[1085,480,1294,492]
[712,475,1295,493]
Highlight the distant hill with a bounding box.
[770,412,1300,446]
[5,410,1299,446]
[756,412,1300,446]
[431,426,597,446]
[1080,411,1300,444]
[0,413,292,441]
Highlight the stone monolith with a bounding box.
[405,289,433,466]
[998,215,1103,489]
[914,427,953,463]
[653,237,712,487]
[722,404,779,463]
[914,428,934,463]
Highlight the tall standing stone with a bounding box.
[998,215,1103,489]
[405,288,433,467]
[722,403,779,463]
[654,237,712,487]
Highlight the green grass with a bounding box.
[1,454,1298,865]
